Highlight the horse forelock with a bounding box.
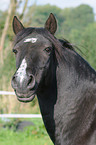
[13,27,76,64]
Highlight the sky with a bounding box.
[0,0,96,14]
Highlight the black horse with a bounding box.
[11,13,96,145]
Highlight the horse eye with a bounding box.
[13,49,17,54]
[44,47,52,53]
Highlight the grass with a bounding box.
[0,129,52,145]
[0,118,53,145]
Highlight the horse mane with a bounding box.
[59,39,74,51]
[14,28,35,45]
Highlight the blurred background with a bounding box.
[0,0,96,144]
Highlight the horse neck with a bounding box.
[36,60,70,143]
[37,50,96,144]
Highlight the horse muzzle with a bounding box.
[11,72,37,103]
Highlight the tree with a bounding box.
[60,4,94,40]
[0,0,29,64]
[19,0,28,21]
[81,23,96,69]
[0,0,17,64]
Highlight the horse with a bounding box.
[11,13,96,145]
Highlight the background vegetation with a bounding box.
[0,118,53,145]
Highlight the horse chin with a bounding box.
[15,91,35,103]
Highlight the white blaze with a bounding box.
[24,38,37,43]
[16,58,27,83]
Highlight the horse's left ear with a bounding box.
[12,16,24,34]
[45,13,57,35]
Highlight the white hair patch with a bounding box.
[24,38,37,43]
[16,58,27,83]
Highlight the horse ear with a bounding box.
[12,16,24,34]
[45,13,57,35]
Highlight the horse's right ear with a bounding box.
[12,16,24,35]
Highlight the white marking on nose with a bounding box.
[24,38,37,43]
[16,58,27,83]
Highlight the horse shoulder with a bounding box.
[54,80,96,145]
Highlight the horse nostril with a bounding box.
[27,74,35,90]
[11,75,17,89]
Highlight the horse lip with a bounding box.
[15,91,35,103]
[17,95,35,103]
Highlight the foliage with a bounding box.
[0,42,15,90]
[81,23,96,68]
[0,11,7,34]
[24,4,62,27]
[59,5,94,39]
[2,118,20,131]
